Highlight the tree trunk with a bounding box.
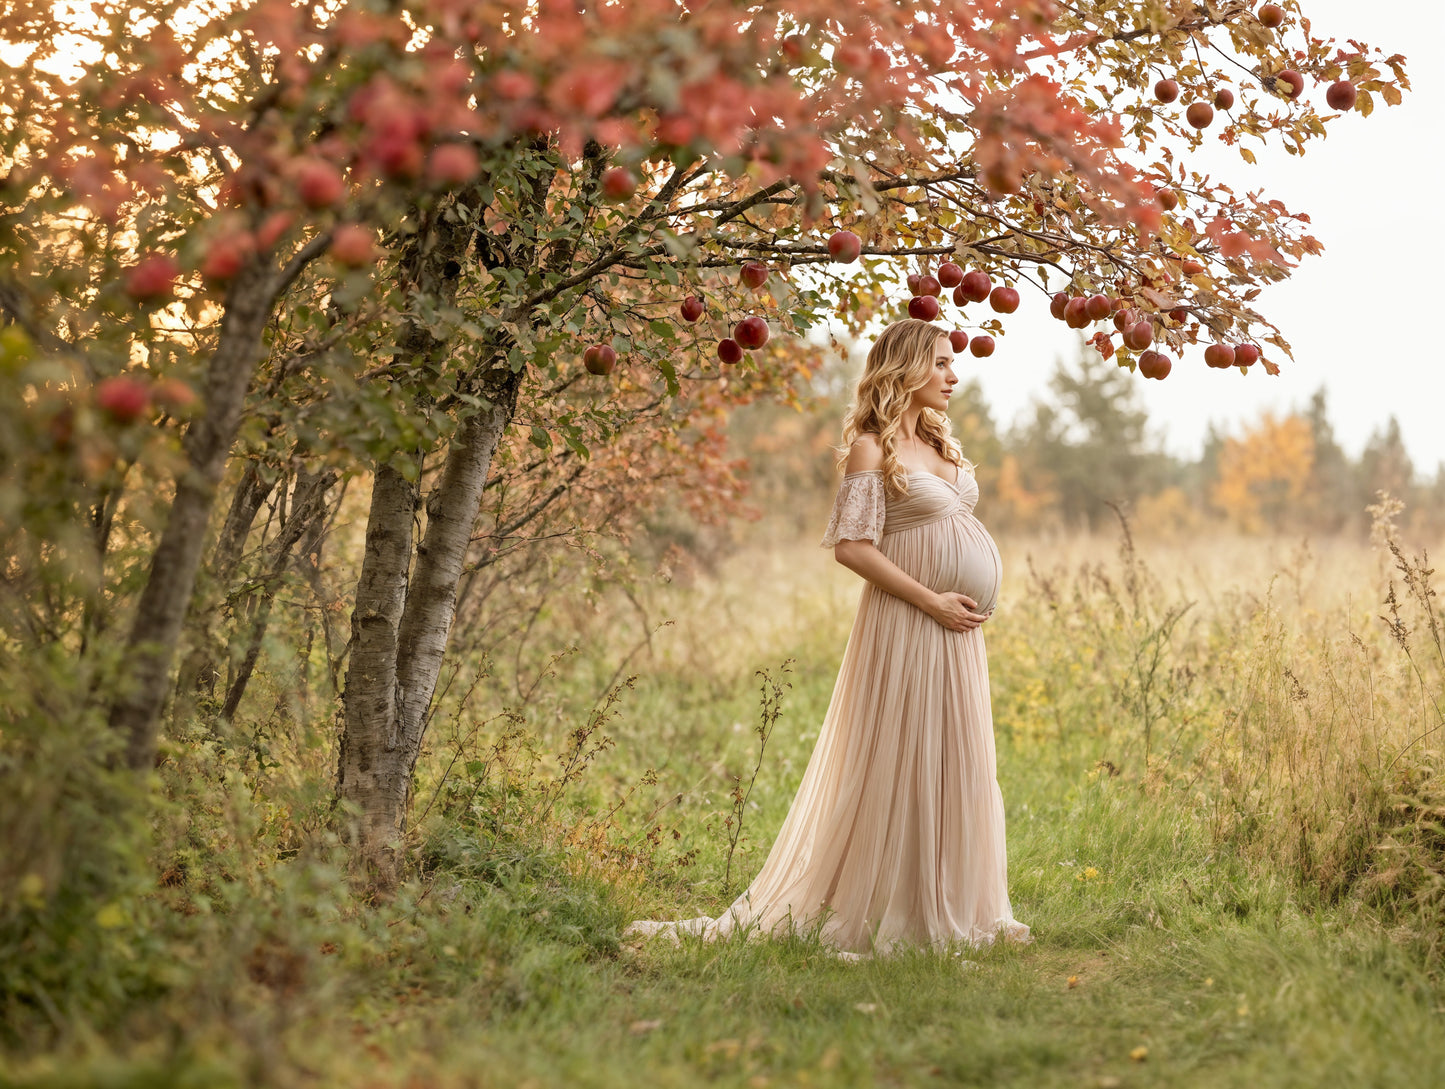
[337,361,523,884]
[108,267,281,770]
[176,462,278,713]
[219,467,337,722]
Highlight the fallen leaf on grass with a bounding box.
[629,1019,663,1035]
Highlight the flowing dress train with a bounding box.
[624,465,1030,956]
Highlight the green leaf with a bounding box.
[562,429,590,460]
[657,354,679,396]
[530,425,552,451]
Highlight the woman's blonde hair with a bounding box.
[833,318,970,497]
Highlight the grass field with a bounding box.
[5,512,1445,1088]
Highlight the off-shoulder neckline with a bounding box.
[842,467,970,490]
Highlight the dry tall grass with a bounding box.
[566,493,1445,958]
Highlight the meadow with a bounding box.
[5,498,1444,1089]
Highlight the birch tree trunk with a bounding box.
[337,359,524,884]
[107,262,302,770]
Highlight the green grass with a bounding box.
[5,526,1444,1088]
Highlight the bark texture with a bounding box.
[108,267,279,769]
[337,365,524,881]
[219,466,337,721]
[178,462,277,708]
[335,191,501,882]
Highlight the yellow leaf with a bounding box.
[1382,84,1402,106]
[96,903,126,929]
[1359,88,1375,117]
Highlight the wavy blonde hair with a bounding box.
[833,318,971,498]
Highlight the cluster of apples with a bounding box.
[94,373,197,423]
[580,259,776,374]
[1152,3,1357,132]
[897,260,1014,358]
[1049,291,1173,379]
[1203,342,1261,369]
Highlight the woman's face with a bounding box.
[909,334,958,413]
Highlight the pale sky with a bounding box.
[962,0,1445,476]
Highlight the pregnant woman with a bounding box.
[625,318,1030,956]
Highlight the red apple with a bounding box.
[948,330,969,353]
[296,158,346,209]
[1204,343,1236,368]
[1154,79,1180,104]
[370,137,424,180]
[680,295,705,322]
[982,160,1021,195]
[428,144,479,187]
[937,262,964,289]
[717,338,744,365]
[1234,343,1260,367]
[959,270,992,303]
[828,230,862,263]
[1124,321,1154,351]
[1085,294,1112,321]
[1186,102,1214,129]
[989,286,1019,314]
[908,295,941,321]
[584,343,617,375]
[969,335,995,358]
[740,262,769,290]
[601,166,637,201]
[1158,188,1179,212]
[907,273,922,294]
[124,254,178,301]
[1064,296,1091,329]
[201,232,254,282]
[1258,4,1284,29]
[733,315,770,349]
[1169,307,1190,323]
[255,211,294,251]
[1050,292,1069,320]
[1112,308,1133,332]
[1326,81,1357,111]
[917,274,941,298]
[95,375,151,423]
[152,377,197,414]
[655,114,697,146]
[1214,87,1235,110]
[330,224,377,267]
[1139,351,1172,380]
[1275,70,1304,99]
[952,286,969,307]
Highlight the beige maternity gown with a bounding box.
[625,463,1030,955]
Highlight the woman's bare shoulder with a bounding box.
[845,432,884,474]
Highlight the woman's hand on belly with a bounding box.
[928,591,992,632]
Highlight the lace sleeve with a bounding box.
[819,471,886,548]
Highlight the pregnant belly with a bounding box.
[941,514,1002,614]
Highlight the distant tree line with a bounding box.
[727,347,1445,542]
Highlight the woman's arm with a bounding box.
[834,540,989,632]
[832,435,990,633]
